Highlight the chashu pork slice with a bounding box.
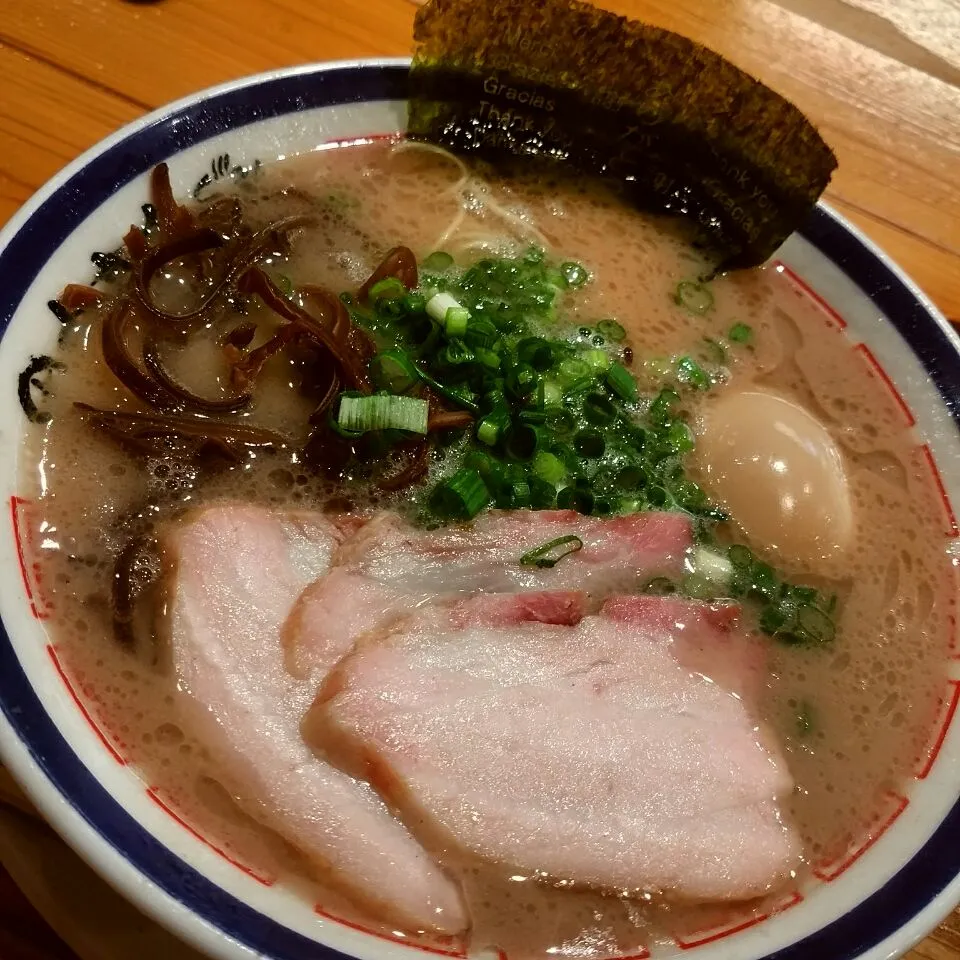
[305,593,799,903]
[283,509,690,677]
[337,509,692,596]
[164,503,467,934]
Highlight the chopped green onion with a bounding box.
[605,363,638,402]
[337,394,428,434]
[673,279,714,314]
[582,392,617,425]
[694,546,733,586]
[561,262,589,288]
[422,251,454,272]
[510,480,532,508]
[507,364,538,399]
[529,477,558,509]
[676,356,711,390]
[274,273,294,297]
[439,340,475,366]
[649,388,680,424]
[370,350,478,413]
[580,348,610,373]
[464,318,499,348]
[520,409,547,425]
[682,572,716,600]
[475,347,502,370]
[727,544,754,569]
[368,276,407,301]
[533,450,566,484]
[477,410,510,446]
[673,479,708,511]
[573,429,605,458]
[519,534,584,568]
[750,562,779,602]
[597,319,626,342]
[542,380,563,406]
[444,306,471,337]
[369,350,420,393]
[760,602,793,635]
[647,485,668,507]
[517,337,554,372]
[401,292,426,314]
[545,406,576,437]
[615,464,646,490]
[592,497,614,516]
[556,484,594,515]
[557,358,591,385]
[463,449,495,478]
[505,423,540,461]
[796,604,836,644]
[415,368,479,415]
[664,421,695,453]
[430,468,490,520]
[702,337,727,364]
[426,291,467,323]
[729,322,753,344]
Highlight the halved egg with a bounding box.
[696,389,853,563]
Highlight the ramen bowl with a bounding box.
[0,59,959,960]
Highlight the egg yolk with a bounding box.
[696,390,853,563]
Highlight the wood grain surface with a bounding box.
[0,0,958,957]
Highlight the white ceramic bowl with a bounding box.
[0,59,959,960]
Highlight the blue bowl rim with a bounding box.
[0,58,958,960]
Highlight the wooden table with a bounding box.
[0,0,958,956]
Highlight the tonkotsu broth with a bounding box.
[18,140,955,956]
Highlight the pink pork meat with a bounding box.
[304,592,799,902]
[283,509,691,677]
[165,503,467,934]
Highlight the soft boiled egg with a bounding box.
[696,389,853,563]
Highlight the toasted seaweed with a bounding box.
[408,0,837,269]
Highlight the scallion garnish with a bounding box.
[444,306,470,337]
[505,423,540,461]
[369,349,420,393]
[597,319,626,342]
[477,410,510,446]
[533,450,566,484]
[561,262,589,288]
[519,534,584,568]
[337,394,429,434]
[429,468,490,520]
[580,348,610,373]
[676,356,711,390]
[729,322,753,344]
[573,429,605,458]
[557,357,591,385]
[582,392,617,425]
[701,337,727,364]
[605,363,638,402]
[663,421,695,453]
[426,291,467,323]
[673,279,714,314]
[544,406,576,437]
[422,250,454,272]
[368,276,407,302]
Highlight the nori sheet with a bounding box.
[408,0,837,269]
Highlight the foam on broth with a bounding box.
[16,141,956,956]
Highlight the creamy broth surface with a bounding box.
[17,141,956,956]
